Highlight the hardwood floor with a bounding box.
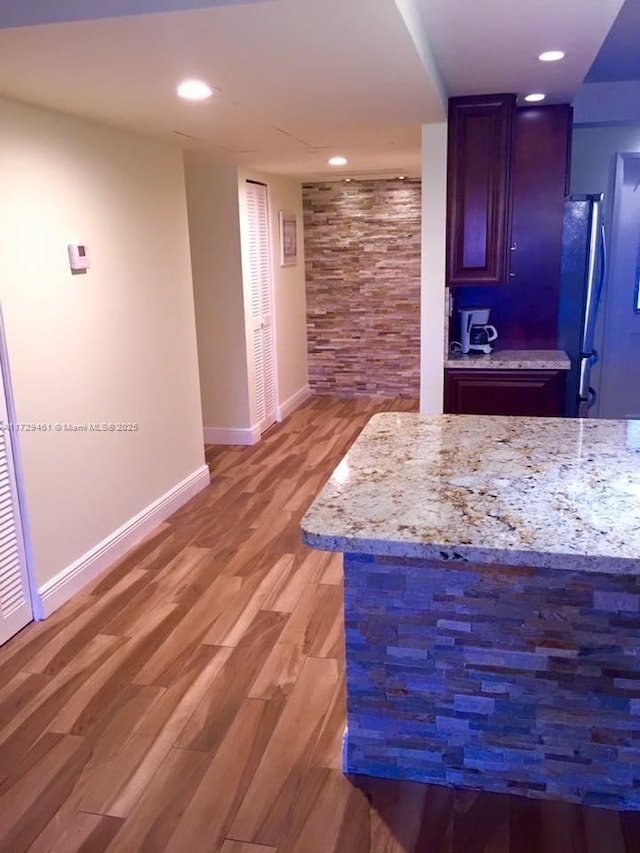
[1,395,640,852]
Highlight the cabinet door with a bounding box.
[446,94,515,287]
[444,369,565,417]
[450,104,572,349]
[246,180,276,436]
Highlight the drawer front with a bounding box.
[444,369,565,416]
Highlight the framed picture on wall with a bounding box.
[279,211,297,266]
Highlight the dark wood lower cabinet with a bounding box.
[444,369,566,416]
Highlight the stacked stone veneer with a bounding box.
[344,552,640,810]
[303,180,421,397]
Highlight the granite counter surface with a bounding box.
[301,414,640,573]
[444,349,571,370]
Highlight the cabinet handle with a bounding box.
[509,242,517,278]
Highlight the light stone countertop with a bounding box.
[301,413,640,574]
[444,349,571,370]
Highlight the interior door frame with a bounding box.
[264,182,281,425]
[0,304,42,622]
[245,178,279,436]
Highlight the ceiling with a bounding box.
[417,0,623,102]
[0,0,630,180]
[585,0,640,83]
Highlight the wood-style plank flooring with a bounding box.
[2,396,640,852]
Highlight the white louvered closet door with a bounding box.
[0,359,32,645]
[246,181,276,434]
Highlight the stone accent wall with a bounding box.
[344,552,640,810]
[303,180,421,397]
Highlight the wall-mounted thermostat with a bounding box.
[68,243,90,271]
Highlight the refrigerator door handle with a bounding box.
[580,200,604,355]
[579,387,597,418]
[597,220,607,310]
[578,356,591,400]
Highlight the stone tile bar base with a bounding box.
[344,552,640,810]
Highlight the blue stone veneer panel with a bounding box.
[343,552,640,810]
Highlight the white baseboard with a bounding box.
[276,385,311,422]
[202,387,311,445]
[203,425,261,446]
[38,464,210,618]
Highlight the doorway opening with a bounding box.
[597,152,640,419]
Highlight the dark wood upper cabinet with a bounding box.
[449,103,573,348]
[446,94,516,287]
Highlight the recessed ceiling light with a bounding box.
[344,178,352,182]
[328,156,348,166]
[177,79,213,101]
[538,50,565,62]
[524,93,546,103]
[398,176,405,180]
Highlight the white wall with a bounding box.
[184,155,252,433]
[238,169,309,420]
[571,125,640,198]
[419,122,447,413]
[0,97,206,592]
[573,82,640,128]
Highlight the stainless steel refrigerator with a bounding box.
[557,193,607,417]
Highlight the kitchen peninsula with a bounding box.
[301,413,640,810]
